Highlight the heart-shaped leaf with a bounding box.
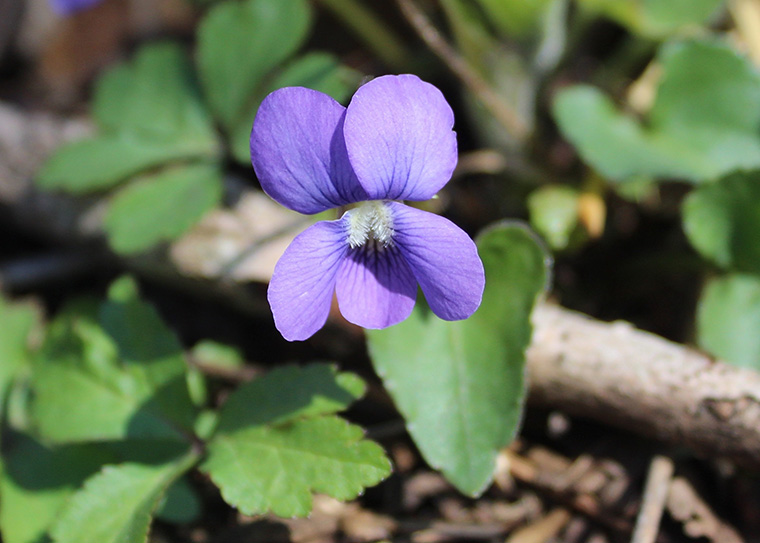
[103,163,222,255]
[683,170,760,274]
[554,39,760,183]
[697,274,760,370]
[367,223,550,495]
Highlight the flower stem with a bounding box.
[316,0,412,72]
[395,0,530,143]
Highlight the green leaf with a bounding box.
[553,39,760,183]
[92,43,215,142]
[580,0,723,37]
[202,416,390,517]
[37,136,213,194]
[0,435,114,543]
[0,298,39,407]
[190,340,244,372]
[103,163,222,254]
[474,0,553,37]
[31,280,195,443]
[213,363,365,434]
[97,277,197,432]
[232,52,360,163]
[201,363,388,516]
[527,185,581,250]
[697,274,760,370]
[39,43,219,194]
[154,476,202,524]
[197,0,311,128]
[683,171,760,274]
[439,0,499,73]
[367,223,549,495]
[50,452,198,543]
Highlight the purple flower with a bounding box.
[49,0,104,15]
[251,74,485,341]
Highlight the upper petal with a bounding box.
[251,87,367,214]
[336,244,417,329]
[389,202,484,320]
[343,74,458,201]
[268,220,349,341]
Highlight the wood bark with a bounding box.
[4,102,760,469]
[528,304,760,469]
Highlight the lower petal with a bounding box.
[389,202,485,320]
[336,244,417,329]
[268,220,348,341]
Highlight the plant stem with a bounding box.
[316,0,412,72]
[395,0,530,143]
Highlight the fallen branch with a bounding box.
[528,304,760,470]
[3,102,760,470]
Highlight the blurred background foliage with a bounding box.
[2,0,760,540]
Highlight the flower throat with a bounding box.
[347,201,394,249]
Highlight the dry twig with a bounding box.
[528,305,760,470]
[630,456,674,543]
[394,0,530,142]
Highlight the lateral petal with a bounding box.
[268,220,349,341]
[390,203,485,320]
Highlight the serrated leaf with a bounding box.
[683,171,760,274]
[31,281,195,443]
[214,363,365,434]
[697,274,760,370]
[0,298,39,407]
[37,136,212,193]
[367,223,549,495]
[197,0,311,128]
[528,185,581,250]
[103,163,222,254]
[92,44,214,140]
[38,43,218,194]
[200,363,387,516]
[98,276,197,431]
[231,52,360,163]
[155,476,202,524]
[554,39,760,183]
[50,452,198,543]
[0,435,114,543]
[202,416,390,517]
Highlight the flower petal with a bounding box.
[49,0,103,15]
[336,245,417,329]
[251,87,367,214]
[268,220,349,341]
[343,74,458,201]
[389,202,484,320]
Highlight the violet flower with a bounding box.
[49,0,104,15]
[251,74,485,341]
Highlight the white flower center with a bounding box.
[347,201,394,249]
